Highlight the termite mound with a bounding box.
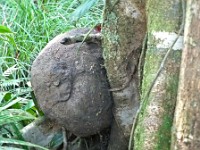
[31,28,112,137]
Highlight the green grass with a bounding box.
[0,0,103,149]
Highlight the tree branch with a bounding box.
[128,0,186,149]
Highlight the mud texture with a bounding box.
[31,28,113,137]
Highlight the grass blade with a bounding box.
[0,109,35,126]
[70,0,99,21]
[0,137,49,150]
[0,25,13,34]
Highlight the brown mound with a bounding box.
[31,28,112,137]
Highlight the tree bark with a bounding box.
[134,0,183,149]
[171,0,200,149]
[102,0,146,149]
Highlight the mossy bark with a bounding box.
[134,0,183,149]
[171,1,200,149]
[102,0,146,149]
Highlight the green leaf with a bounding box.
[0,109,35,126]
[0,146,25,150]
[0,78,23,89]
[10,123,28,150]
[0,92,12,103]
[5,34,18,49]
[0,25,13,34]
[2,64,18,77]
[70,0,99,22]
[0,98,23,111]
[0,26,17,48]
[22,100,35,111]
[49,133,63,149]
[0,137,49,150]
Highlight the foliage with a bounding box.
[0,0,103,149]
[0,137,48,150]
[70,0,102,22]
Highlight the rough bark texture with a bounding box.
[171,1,200,149]
[31,28,112,137]
[134,0,182,149]
[102,0,146,149]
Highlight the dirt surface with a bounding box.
[31,28,113,137]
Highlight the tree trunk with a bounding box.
[171,0,200,149]
[102,0,146,149]
[134,0,183,149]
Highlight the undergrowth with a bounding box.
[0,0,103,149]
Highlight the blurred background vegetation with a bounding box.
[0,0,103,149]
